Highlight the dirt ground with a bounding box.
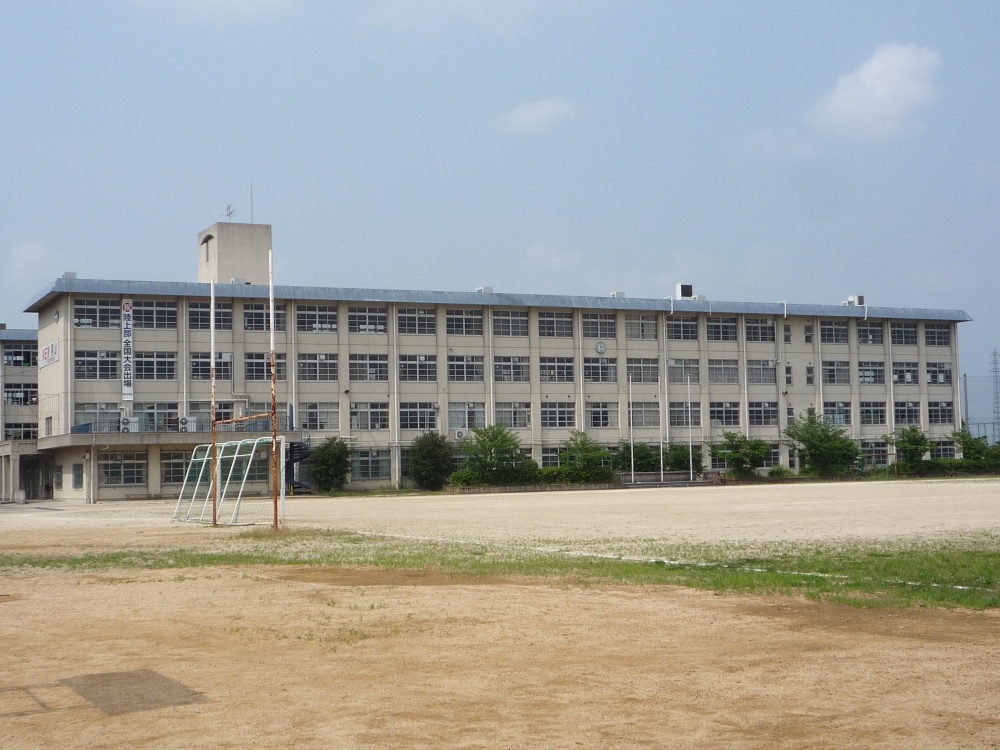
[2,480,1000,748]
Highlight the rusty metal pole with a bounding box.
[269,248,279,530]
[210,280,218,527]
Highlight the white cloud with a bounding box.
[809,43,941,140]
[501,98,584,134]
[522,243,578,272]
[369,0,544,36]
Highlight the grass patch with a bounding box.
[1,529,998,609]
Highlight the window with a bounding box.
[448,402,485,430]
[538,311,573,337]
[667,359,699,385]
[135,351,176,380]
[539,357,574,383]
[301,402,339,431]
[894,401,920,425]
[822,361,850,385]
[626,358,658,383]
[745,318,775,342]
[53,465,62,490]
[930,441,955,459]
[785,366,792,386]
[3,383,37,406]
[74,402,121,432]
[927,362,953,385]
[541,402,575,428]
[398,307,436,335]
[3,422,37,440]
[586,402,618,428]
[350,402,389,430]
[245,352,287,381]
[708,359,738,385]
[352,450,390,479]
[495,402,531,428]
[667,402,698,427]
[710,452,729,470]
[857,361,885,385]
[583,357,617,383]
[706,316,737,342]
[857,321,883,345]
[188,301,232,330]
[823,402,851,426]
[493,355,529,382]
[748,402,779,426]
[783,324,791,344]
[928,401,954,424]
[348,306,387,334]
[891,322,917,346]
[493,310,528,336]
[666,315,698,341]
[541,447,562,468]
[399,354,436,382]
[3,343,37,367]
[400,402,438,430]
[242,451,271,482]
[709,402,740,427]
[859,402,886,425]
[820,320,848,344]
[72,464,84,489]
[892,361,919,385]
[925,323,951,347]
[448,355,484,382]
[189,401,234,425]
[746,359,776,385]
[348,354,388,382]
[446,309,483,336]
[74,351,119,380]
[582,313,616,338]
[191,352,233,380]
[298,353,338,381]
[625,314,657,340]
[761,444,781,468]
[804,325,814,344]
[861,441,889,466]
[133,300,177,329]
[296,305,337,333]
[133,402,179,432]
[243,302,286,331]
[73,299,120,328]
[806,366,814,386]
[98,451,147,486]
[161,451,190,485]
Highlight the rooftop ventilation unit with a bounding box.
[610,291,625,298]
[476,286,493,294]
[676,283,695,299]
[842,294,866,307]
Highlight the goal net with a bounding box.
[173,436,286,526]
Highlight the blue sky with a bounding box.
[2,1,998,408]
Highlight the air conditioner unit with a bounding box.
[120,417,131,433]
[179,416,198,433]
[451,429,466,441]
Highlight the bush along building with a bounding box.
[0,222,970,501]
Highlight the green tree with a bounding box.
[887,426,932,464]
[559,431,616,483]
[784,409,858,474]
[454,424,540,485]
[664,443,703,474]
[951,427,989,461]
[409,431,454,490]
[306,437,351,492]
[611,442,661,473]
[713,432,770,477]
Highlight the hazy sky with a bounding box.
[2,2,998,389]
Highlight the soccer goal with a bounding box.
[173,436,286,526]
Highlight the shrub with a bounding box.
[306,437,351,492]
[409,431,454,490]
[767,465,793,478]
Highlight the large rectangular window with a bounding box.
[706,317,737,342]
[538,311,573,338]
[133,300,177,329]
[188,301,232,330]
[347,306,387,334]
[161,451,190,485]
[448,355,484,382]
[135,351,176,380]
[666,315,698,341]
[667,358,699,385]
[891,322,917,346]
[3,343,37,367]
[744,318,775,343]
[348,354,388,382]
[629,401,661,428]
[539,357,574,383]
[98,451,147,486]
[3,383,37,406]
[857,321,883,345]
[243,303,286,331]
[625,314,657,340]
[540,402,575,428]
[74,402,121,432]
[493,355,529,382]
[296,305,337,333]
[448,402,485,430]
[74,351,119,380]
[928,401,954,424]
[398,307,436,335]
[626,358,658,383]
[400,402,438,430]
[133,402,179,432]
[352,450,390,480]
[191,352,233,380]
[930,441,955,459]
[709,402,740,427]
[860,401,887,425]
[667,402,698,427]
[894,401,920,425]
[924,323,951,347]
[301,402,339,431]
[583,357,617,383]
[822,360,850,385]
[861,441,889,466]
[399,354,436,382]
[748,402,779,426]
[708,359,738,385]
[819,320,848,344]
[746,359,776,385]
[585,402,618,428]
[495,402,531,428]
[446,309,483,336]
[350,402,389,430]
[582,313,616,339]
[492,310,528,337]
[73,299,120,328]
[298,353,338,381]
[245,352,287,381]
[822,401,851,426]
[857,361,885,385]
[926,362,953,385]
[3,422,37,440]
[892,361,919,385]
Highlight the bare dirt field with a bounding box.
[2,479,1000,748]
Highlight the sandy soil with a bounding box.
[2,480,999,748]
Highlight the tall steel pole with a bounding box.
[210,281,218,527]
[687,374,694,482]
[269,248,279,530]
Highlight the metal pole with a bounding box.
[269,248,279,530]
[687,374,694,482]
[628,374,635,484]
[210,281,218,527]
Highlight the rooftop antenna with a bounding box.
[225,204,236,222]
